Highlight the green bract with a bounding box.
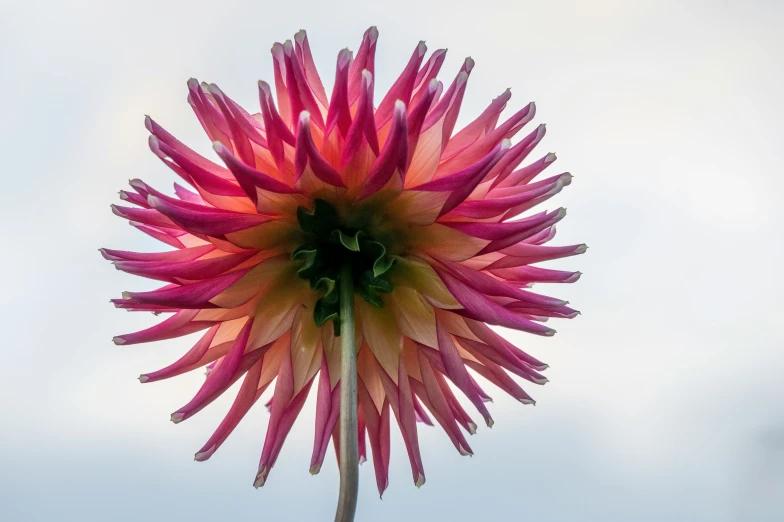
[293,199,396,335]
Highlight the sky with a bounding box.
[1,0,783,520]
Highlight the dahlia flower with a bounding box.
[104,27,584,519]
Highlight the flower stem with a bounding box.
[334,264,359,522]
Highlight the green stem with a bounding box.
[334,264,359,522]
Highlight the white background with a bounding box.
[1,0,782,520]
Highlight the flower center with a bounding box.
[293,199,395,335]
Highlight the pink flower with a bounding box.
[104,27,585,499]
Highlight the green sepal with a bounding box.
[330,229,365,252]
[314,277,337,300]
[357,271,392,308]
[314,297,339,328]
[294,198,397,330]
[291,246,320,280]
[297,199,341,236]
[359,239,396,278]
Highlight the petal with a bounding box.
[435,269,556,336]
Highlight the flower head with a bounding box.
[104,27,585,496]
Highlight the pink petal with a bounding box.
[324,49,353,138]
[348,27,378,105]
[171,318,262,423]
[147,195,270,237]
[375,41,426,128]
[293,30,329,110]
[358,101,408,199]
[195,359,269,461]
[121,267,250,309]
[294,112,345,186]
[435,269,556,336]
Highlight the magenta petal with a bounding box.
[310,351,341,474]
[139,325,219,382]
[324,49,353,138]
[294,112,346,186]
[147,195,270,236]
[358,380,390,497]
[375,41,426,128]
[348,27,379,104]
[489,243,587,267]
[435,269,556,336]
[173,183,206,205]
[410,49,447,108]
[378,359,426,487]
[122,268,250,309]
[436,258,567,309]
[145,116,229,179]
[489,265,582,284]
[406,79,440,170]
[294,30,328,108]
[195,359,269,461]
[452,174,568,219]
[413,350,473,454]
[494,151,557,189]
[150,137,246,197]
[113,250,257,283]
[442,89,511,162]
[463,318,548,371]
[113,309,206,345]
[435,318,493,426]
[171,318,258,423]
[283,40,325,129]
[213,142,298,200]
[99,244,215,262]
[341,70,379,166]
[358,101,408,199]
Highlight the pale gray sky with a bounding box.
[1,0,783,521]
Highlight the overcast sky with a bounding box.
[1,0,783,521]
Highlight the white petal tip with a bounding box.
[112,336,125,345]
[545,152,557,162]
[415,474,426,488]
[211,141,224,153]
[358,456,367,465]
[170,412,185,424]
[468,422,478,435]
[309,464,321,475]
[254,468,269,488]
[575,244,588,254]
[194,447,215,462]
[519,398,537,405]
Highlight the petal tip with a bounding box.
[254,467,269,488]
[194,445,216,462]
[112,336,125,345]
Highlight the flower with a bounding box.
[104,27,585,497]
